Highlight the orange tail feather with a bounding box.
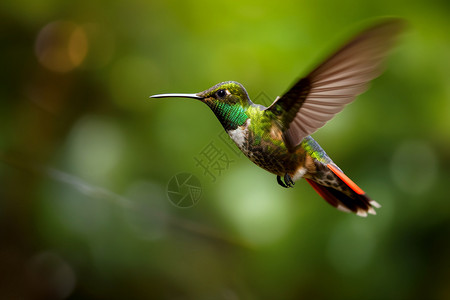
[305,164,380,217]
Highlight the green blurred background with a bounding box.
[1,0,450,299]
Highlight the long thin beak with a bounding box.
[149,93,203,100]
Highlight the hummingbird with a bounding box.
[151,19,404,217]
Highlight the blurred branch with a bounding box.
[0,153,249,248]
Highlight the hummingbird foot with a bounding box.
[284,173,295,187]
[277,173,295,188]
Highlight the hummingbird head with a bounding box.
[196,81,251,108]
[151,81,251,130]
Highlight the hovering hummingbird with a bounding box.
[151,20,404,217]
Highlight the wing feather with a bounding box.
[266,19,405,149]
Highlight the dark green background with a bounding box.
[1,0,449,299]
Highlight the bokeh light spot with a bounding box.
[215,165,292,246]
[28,251,76,299]
[327,219,376,274]
[66,115,125,186]
[35,21,88,72]
[390,139,438,195]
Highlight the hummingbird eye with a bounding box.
[216,89,227,98]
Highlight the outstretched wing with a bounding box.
[266,19,405,150]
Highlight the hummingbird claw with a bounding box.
[284,173,295,188]
[277,175,287,188]
[277,175,288,188]
[277,174,295,188]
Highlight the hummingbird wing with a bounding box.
[266,19,404,150]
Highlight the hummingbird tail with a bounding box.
[305,164,380,217]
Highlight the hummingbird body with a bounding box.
[203,81,364,213]
[151,20,404,216]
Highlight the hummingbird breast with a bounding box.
[227,119,307,177]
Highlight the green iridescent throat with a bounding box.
[209,101,248,130]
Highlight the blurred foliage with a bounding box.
[1,0,450,299]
